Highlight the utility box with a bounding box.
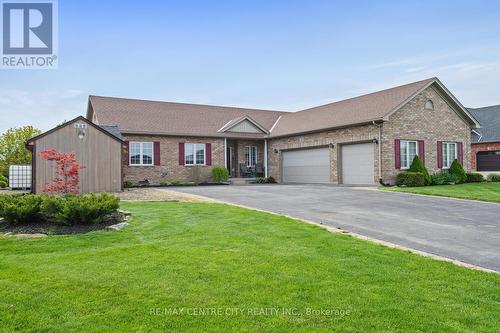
[9,165,32,189]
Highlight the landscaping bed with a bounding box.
[382,182,500,203]
[0,210,129,235]
[0,193,126,235]
[388,155,500,202]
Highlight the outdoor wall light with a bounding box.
[329,143,335,148]
[372,138,378,144]
[78,130,86,140]
[274,148,279,153]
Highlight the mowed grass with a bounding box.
[0,202,499,332]
[381,182,500,203]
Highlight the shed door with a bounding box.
[282,148,330,183]
[341,143,375,184]
[477,151,500,171]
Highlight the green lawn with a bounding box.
[1,202,499,332]
[381,182,500,203]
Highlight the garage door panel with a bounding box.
[282,148,330,183]
[477,151,500,171]
[341,143,375,184]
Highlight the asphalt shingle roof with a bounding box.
[89,77,475,138]
[467,105,500,143]
[99,125,123,140]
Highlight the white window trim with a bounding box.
[442,142,457,169]
[400,140,418,170]
[129,141,154,166]
[184,143,206,166]
[245,145,257,167]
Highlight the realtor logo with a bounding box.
[1,0,58,69]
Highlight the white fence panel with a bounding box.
[9,165,32,189]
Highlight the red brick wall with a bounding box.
[471,142,500,170]
[122,135,224,184]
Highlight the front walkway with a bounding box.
[168,184,500,272]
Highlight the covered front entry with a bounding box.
[282,147,330,183]
[226,139,265,178]
[341,142,375,184]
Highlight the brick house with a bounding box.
[82,77,478,188]
[468,105,500,172]
[29,77,480,192]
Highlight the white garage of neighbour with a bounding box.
[341,142,375,185]
[282,147,330,183]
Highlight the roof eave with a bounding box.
[27,116,125,144]
[268,119,384,139]
[120,129,267,140]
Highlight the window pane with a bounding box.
[449,143,456,162]
[400,141,408,168]
[195,144,205,165]
[185,143,194,165]
[408,141,417,164]
[251,146,257,166]
[443,143,449,167]
[130,142,141,165]
[245,147,250,167]
[142,143,153,165]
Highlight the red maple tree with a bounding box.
[40,149,84,194]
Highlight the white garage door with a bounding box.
[341,143,375,184]
[282,148,330,183]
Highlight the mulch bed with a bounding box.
[0,211,129,235]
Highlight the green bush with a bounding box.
[255,177,267,184]
[408,155,431,185]
[487,173,500,182]
[123,180,133,188]
[395,172,425,187]
[466,172,484,183]
[211,166,229,183]
[0,194,44,224]
[0,193,119,226]
[0,174,8,188]
[52,193,119,225]
[169,180,183,186]
[448,159,467,183]
[431,171,460,185]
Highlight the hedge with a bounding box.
[396,172,426,187]
[487,173,500,182]
[0,193,119,225]
[466,172,484,183]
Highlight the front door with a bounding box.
[226,147,236,177]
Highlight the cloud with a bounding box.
[0,89,86,134]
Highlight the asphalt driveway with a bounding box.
[171,184,500,271]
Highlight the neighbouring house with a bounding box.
[26,117,124,193]
[28,77,480,193]
[467,105,500,172]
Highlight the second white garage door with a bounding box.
[341,143,375,184]
[282,148,330,183]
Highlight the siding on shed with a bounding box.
[34,121,122,193]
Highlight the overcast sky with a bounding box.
[1,0,500,133]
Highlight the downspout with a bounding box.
[264,139,268,178]
[25,142,36,194]
[224,138,227,169]
[373,120,388,186]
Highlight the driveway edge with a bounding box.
[174,190,499,275]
